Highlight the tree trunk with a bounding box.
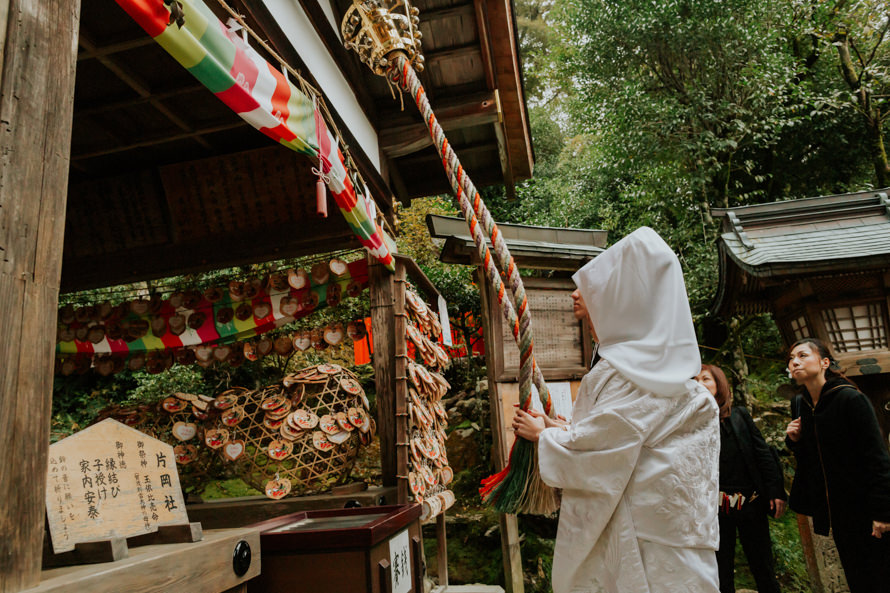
[868,113,889,188]
[834,32,890,188]
[729,317,752,408]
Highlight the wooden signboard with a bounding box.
[490,277,592,381]
[45,419,189,553]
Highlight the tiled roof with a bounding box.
[427,214,606,270]
[714,189,890,277]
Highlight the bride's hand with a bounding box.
[516,405,568,429]
[512,408,547,442]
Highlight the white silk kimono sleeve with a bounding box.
[537,361,719,593]
[538,366,675,536]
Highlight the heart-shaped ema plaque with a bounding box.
[213,345,232,361]
[130,299,151,315]
[194,345,214,362]
[329,258,349,277]
[293,331,311,351]
[253,302,272,319]
[279,296,300,317]
[223,439,245,461]
[324,324,344,346]
[287,268,309,290]
[347,321,367,341]
[265,477,292,500]
[172,421,197,442]
[257,337,274,356]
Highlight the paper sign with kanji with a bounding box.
[45,418,189,553]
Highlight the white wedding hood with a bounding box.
[572,226,701,396]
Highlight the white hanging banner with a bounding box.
[437,295,453,347]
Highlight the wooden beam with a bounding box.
[369,259,398,488]
[485,0,534,180]
[475,269,525,593]
[473,0,497,90]
[60,222,359,292]
[77,36,154,61]
[74,84,205,117]
[379,91,498,158]
[0,1,80,591]
[492,90,516,199]
[436,513,449,587]
[393,261,409,504]
[425,42,481,65]
[422,2,476,21]
[77,30,212,150]
[396,141,497,169]
[70,121,247,161]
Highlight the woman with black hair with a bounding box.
[697,364,786,593]
[785,338,890,592]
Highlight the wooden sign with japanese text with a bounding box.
[490,278,592,381]
[45,419,189,553]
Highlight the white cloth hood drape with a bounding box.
[572,226,700,397]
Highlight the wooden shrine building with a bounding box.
[0,0,534,591]
[711,189,890,427]
[710,188,890,593]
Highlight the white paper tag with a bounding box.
[529,382,573,422]
[437,295,453,347]
[389,528,412,593]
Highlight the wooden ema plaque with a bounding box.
[45,419,189,553]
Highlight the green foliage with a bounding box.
[732,511,811,592]
[395,195,481,319]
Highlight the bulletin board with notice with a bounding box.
[488,277,593,382]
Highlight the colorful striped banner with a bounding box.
[114,0,395,270]
[57,261,368,355]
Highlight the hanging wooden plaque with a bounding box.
[490,278,592,381]
[45,419,189,553]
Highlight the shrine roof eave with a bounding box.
[427,214,606,270]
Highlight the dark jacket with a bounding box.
[786,376,890,535]
[724,406,787,505]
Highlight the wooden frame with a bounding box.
[488,277,592,382]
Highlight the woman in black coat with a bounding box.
[697,363,786,593]
[785,338,890,593]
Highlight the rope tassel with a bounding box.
[388,56,558,515]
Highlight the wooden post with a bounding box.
[392,260,409,504]
[369,259,397,489]
[796,514,825,593]
[435,513,448,588]
[0,1,80,591]
[476,270,525,593]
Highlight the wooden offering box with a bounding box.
[248,504,422,593]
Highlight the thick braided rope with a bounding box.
[391,57,551,415]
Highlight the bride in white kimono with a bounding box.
[513,227,720,593]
